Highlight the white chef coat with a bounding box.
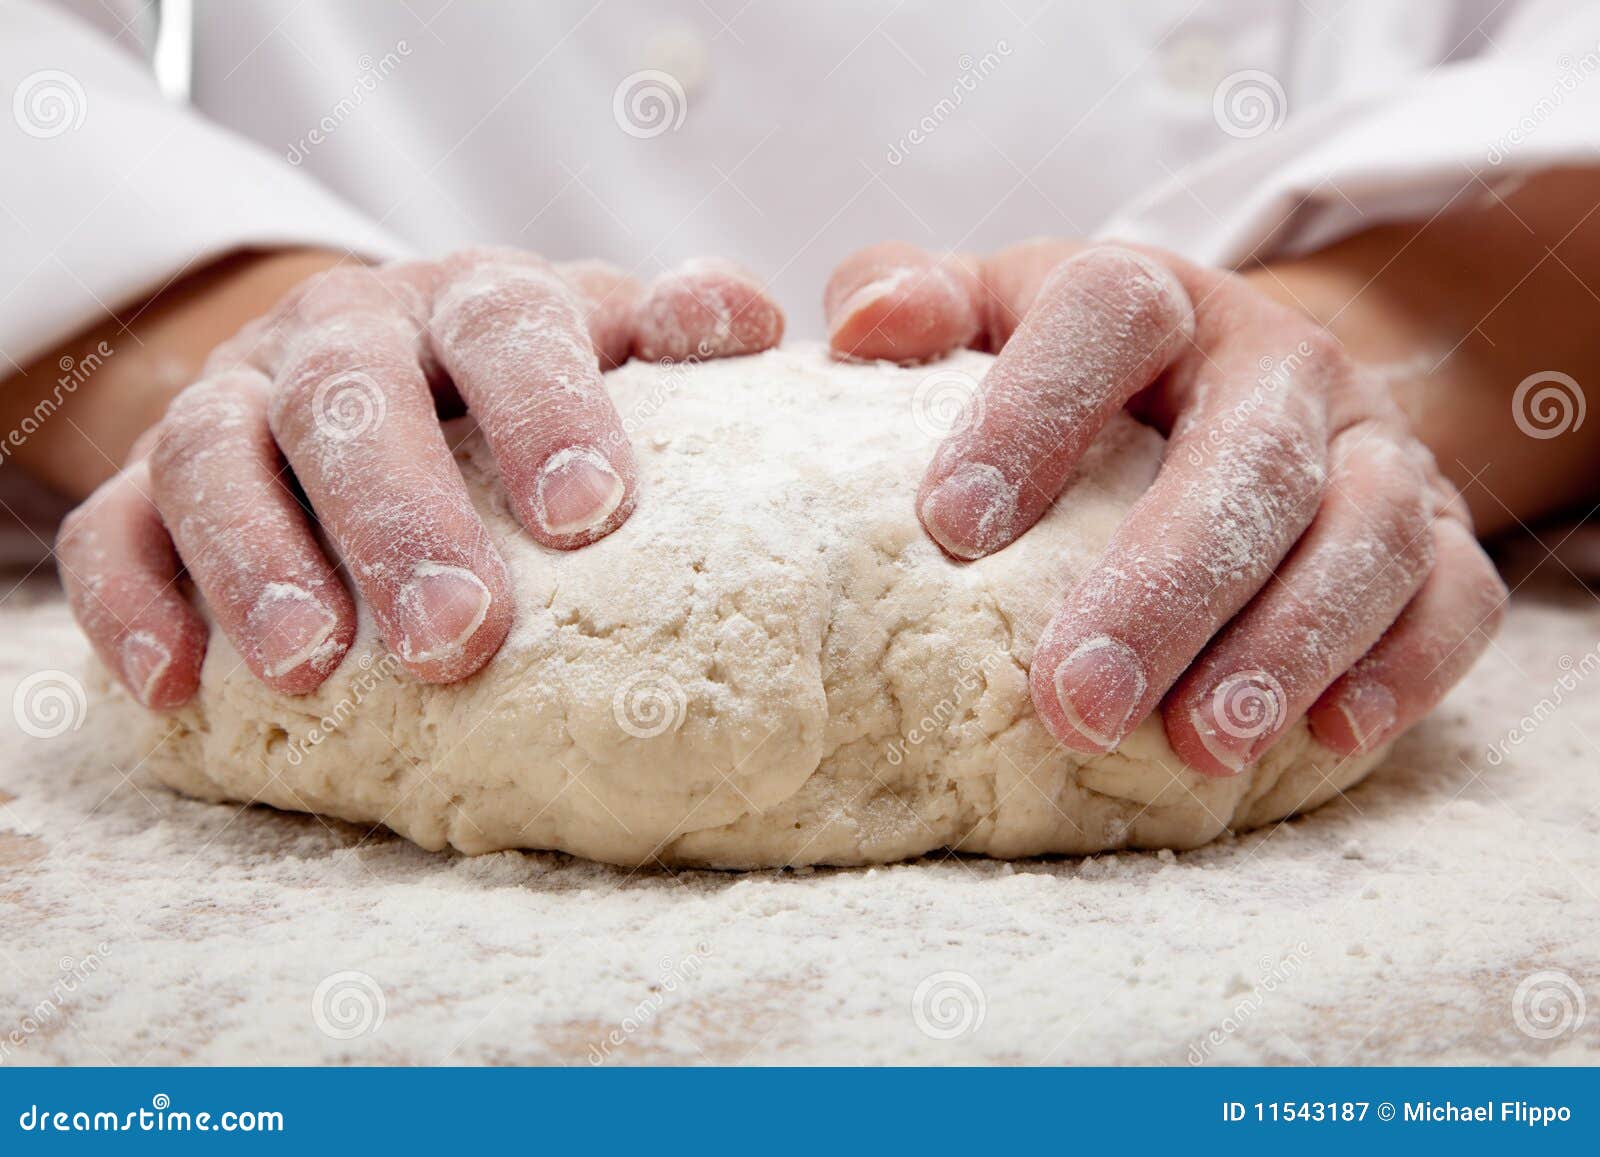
[4,0,1600,373]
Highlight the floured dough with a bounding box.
[114,345,1384,867]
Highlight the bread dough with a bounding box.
[118,345,1384,868]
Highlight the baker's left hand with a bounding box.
[825,239,1505,775]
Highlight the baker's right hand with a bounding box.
[57,248,784,708]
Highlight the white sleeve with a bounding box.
[1099,0,1600,269]
[0,1,411,370]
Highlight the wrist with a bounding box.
[0,247,353,496]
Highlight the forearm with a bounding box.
[0,247,353,498]
[1243,165,1600,535]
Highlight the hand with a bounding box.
[826,239,1505,775]
[58,248,783,708]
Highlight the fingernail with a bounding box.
[919,463,1017,560]
[121,632,171,706]
[397,563,491,664]
[535,447,625,537]
[1336,682,1397,752]
[1192,670,1288,775]
[251,586,338,678]
[830,269,913,336]
[1050,636,1146,750]
[1189,706,1248,774]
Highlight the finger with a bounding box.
[269,269,512,683]
[825,241,983,363]
[631,258,785,362]
[149,369,356,695]
[1163,428,1435,776]
[1027,335,1332,754]
[56,465,207,709]
[430,251,637,548]
[556,259,642,370]
[919,245,1196,560]
[974,238,1090,349]
[1309,517,1506,755]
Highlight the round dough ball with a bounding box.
[118,345,1382,867]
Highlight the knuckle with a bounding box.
[286,267,390,324]
[1293,326,1346,377]
[55,502,92,554]
[150,380,262,485]
[1063,245,1193,333]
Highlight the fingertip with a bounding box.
[512,444,636,550]
[1307,680,1398,756]
[246,583,357,695]
[917,462,1019,560]
[825,252,979,363]
[390,557,512,684]
[1164,669,1294,779]
[1166,709,1253,779]
[1028,632,1148,754]
[119,613,206,711]
[632,259,783,362]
